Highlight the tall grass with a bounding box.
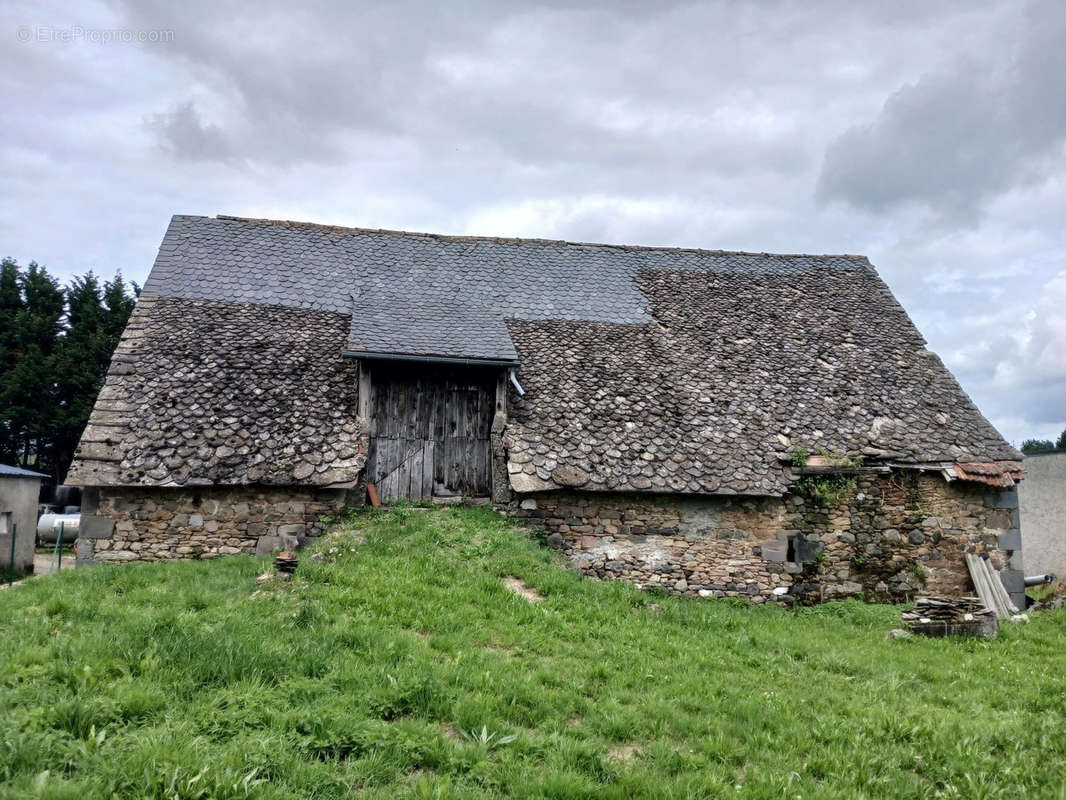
[0,505,1064,798]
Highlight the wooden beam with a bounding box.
[357,360,372,422]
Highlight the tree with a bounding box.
[1021,439,1056,455]
[51,272,139,478]
[1020,428,1066,455]
[0,260,63,471]
[0,258,138,482]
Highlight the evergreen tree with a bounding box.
[1021,439,1054,454]
[0,258,137,481]
[51,272,139,479]
[0,261,63,471]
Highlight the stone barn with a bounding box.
[68,214,1026,605]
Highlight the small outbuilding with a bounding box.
[0,464,46,575]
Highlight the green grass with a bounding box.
[1,505,1065,799]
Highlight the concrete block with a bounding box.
[79,515,115,539]
[1009,590,1026,611]
[998,529,1021,550]
[1000,569,1025,594]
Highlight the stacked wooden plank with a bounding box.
[902,597,998,638]
[964,553,1019,619]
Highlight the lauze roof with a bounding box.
[68,214,1020,494]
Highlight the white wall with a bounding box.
[1019,452,1066,579]
[0,476,41,573]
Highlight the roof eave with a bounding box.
[343,349,519,368]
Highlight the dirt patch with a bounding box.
[441,724,462,742]
[567,714,582,728]
[606,743,642,763]
[502,576,543,602]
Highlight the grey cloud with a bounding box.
[2,0,1062,445]
[148,102,233,161]
[817,0,1066,223]
[115,0,936,175]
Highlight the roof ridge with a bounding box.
[208,214,871,263]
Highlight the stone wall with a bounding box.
[78,485,353,563]
[510,470,1022,605]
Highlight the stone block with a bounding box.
[997,529,1021,550]
[796,539,824,563]
[760,539,788,562]
[74,538,97,566]
[79,515,115,540]
[255,536,281,555]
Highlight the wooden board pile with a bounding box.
[902,597,999,638]
[964,553,1019,619]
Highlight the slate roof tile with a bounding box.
[70,214,1020,493]
[67,297,365,488]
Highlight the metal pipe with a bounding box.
[53,521,64,573]
[7,523,14,585]
[509,368,525,396]
[1024,574,1055,587]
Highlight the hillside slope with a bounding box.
[1,506,1064,799]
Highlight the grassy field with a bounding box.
[1,506,1064,799]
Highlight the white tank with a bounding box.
[36,513,80,543]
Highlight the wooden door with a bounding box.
[367,364,496,501]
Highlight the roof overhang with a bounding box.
[343,350,519,368]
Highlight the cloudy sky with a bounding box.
[3,0,1064,446]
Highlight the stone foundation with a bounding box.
[510,470,1022,605]
[79,485,354,563]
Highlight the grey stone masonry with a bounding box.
[84,485,354,563]
[508,470,1020,605]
